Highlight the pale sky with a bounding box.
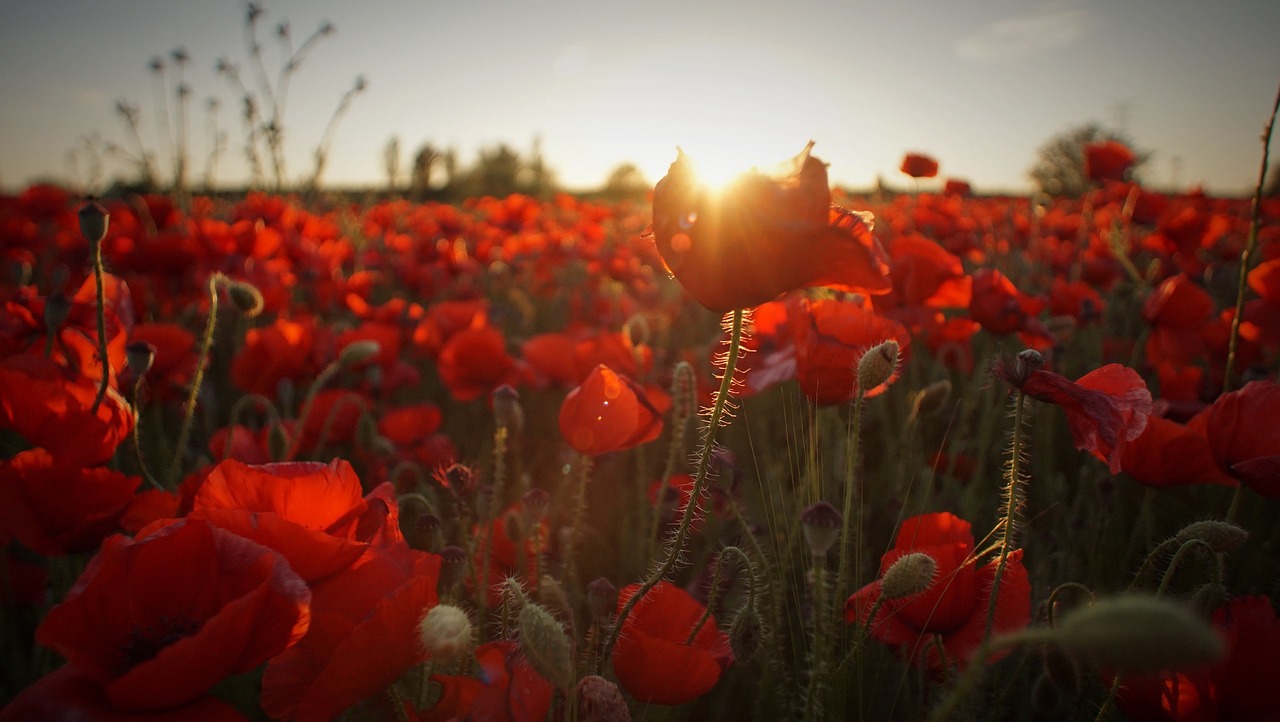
[1,0,1277,195]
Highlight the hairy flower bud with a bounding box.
[911,379,952,419]
[1174,520,1248,555]
[418,604,473,662]
[587,577,618,621]
[728,604,764,664]
[857,339,900,397]
[125,341,156,377]
[880,552,937,601]
[78,197,109,245]
[44,291,71,331]
[1048,595,1225,674]
[518,600,575,688]
[491,384,524,434]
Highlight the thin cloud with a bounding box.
[955,4,1094,61]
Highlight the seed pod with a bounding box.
[799,501,843,557]
[78,198,109,245]
[880,552,936,601]
[1174,520,1247,555]
[418,604,473,662]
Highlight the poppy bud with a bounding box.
[911,380,952,419]
[587,577,618,621]
[856,339,900,397]
[418,604,473,662]
[538,575,573,620]
[518,600,575,688]
[1190,582,1230,618]
[338,339,381,367]
[800,501,843,557]
[1048,595,1225,674]
[880,552,936,601]
[44,291,71,331]
[728,604,764,664]
[78,197,109,245]
[575,675,631,722]
[1012,349,1044,387]
[125,341,156,377]
[1173,520,1247,555]
[439,546,469,591]
[491,384,524,434]
[226,281,264,318]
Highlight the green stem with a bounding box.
[287,357,345,460]
[984,389,1027,644]
[602,308,745,664]
[478,426,511,611]
[834,394,865,616]
[804,553,829,722]
[563,453,593,600]
[89,239,110,414]
[685,546,753,643]
[129,377,162,491]
[167,274,223,485]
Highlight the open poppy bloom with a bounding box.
[1084,140,1135,182]
[900,152,939,179]
[793,297,910,405]
[845,512,1030,673]
[0,449,141,556]
[558,364,662,456]
[611,581,734,705]
[1190,380,1280,498]
[35,519,310,712]
[651,142,891,312]
[1115,596,1280,722]
[1119,415,1236,489]
[411,641,553,722]
[0,664,249,722]
[995,359,1152,473]
[190,458,403,581]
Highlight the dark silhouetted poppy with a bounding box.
[845,512,1030,672]
[1084,141,1135,182]
[1191,380,1280,498]
[0,665,249,722]
[651,143,892,311]
[997,362,1152,473]
[900,153,939,179]
[612,580,734,705]
[558,364,662,456]
[260,544,442,722]
[191,459,402,581]
[35,519,310,711]
[1116,596,1280,722]
[0,449,140,555]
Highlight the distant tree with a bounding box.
[383,136,401,192]
[475,144,522,197]
[1028,122,1150,197]
[601,162,649,199]
[410,143,444,197]
[1265,162,1279,197]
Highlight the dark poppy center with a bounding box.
[120,616,201,672]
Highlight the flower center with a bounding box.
[120,616,201,672]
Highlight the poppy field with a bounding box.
[1,134,1279,722]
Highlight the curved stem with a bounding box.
[167,274,223,485]
[602,308,745,663]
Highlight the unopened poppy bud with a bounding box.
[439,546,469,591]
[800,501,843,557]
[44,291,71,330]
[587,577,618,620]
[418,604,473,662]
[226,281,264,318]
[78,197,109,245]
[670,361,697,421]
[880,552,937,601]
[1012,348,1044,387]
[338,339,381,367]
[267,421,290,462]
[1174,520,1247,555]
[575,674,631,722]
[518,600,575,688]
[538,575,572,621]
[501,577,529,610]
[623,313,650,349]
[911,380,952,418]
[491,384,524,434]
[1048,595,1226,674]
[728,604,764,664]
[856,339,900,397]
[125,341,156,377]
[1190,582,1230,618]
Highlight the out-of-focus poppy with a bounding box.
[0,449,140,555]
[0,665,249,722]
[470,500,550,607]
[884,234,971,310]
[229,316,318,398]
[412,641,553,722]
[191,459,402,581]
[651,143,892,312]
[943,178,972,197]
[1119,415,1236,489]
[0,354,135,467]
[968,269,1052,347]
[845,512,1030,673]
[1190,380,1280,498]
[1115,596,1280,722]
[261,544,442,722]
[126,322,196,396]
[119,489,182,536]
[558,364,662,456]
[793,297,910,405]
[612,580,734,705]
[900,153,939,179]
[35,519,310,711]
[1084,141,1135,182]
[997,361,1152,474]
[295,388,370,456]
[436,321,518,402]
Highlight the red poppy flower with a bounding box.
[885,234,971,310]
[1084,141,1135,182]
[558,364,662,456]
[1191,380,1280,498]
[35,519,310,711]
[191,458,402,581]
[260,544,442,722]
[968,269,1051,347]
[999,362,1152,474]
[0,354,135,467]
[0,665,249,722]
[412,641,553,722]
[793,297,910,405]
[845,512,1030,672]
[119,489,182,536]
[651,143,892,312]
[1115,596,1280,722]
[1119,415,1236,489]
[943,178,972,197]
[470,500,550,607]
[127,322,196,396]
[900,153,939,179]
[229,316,318,398]
[0,449,141,555]
[612,580,734,705]
[295,388,370,455]
[436,322,518,402]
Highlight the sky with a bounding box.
[1,0,1277,195]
